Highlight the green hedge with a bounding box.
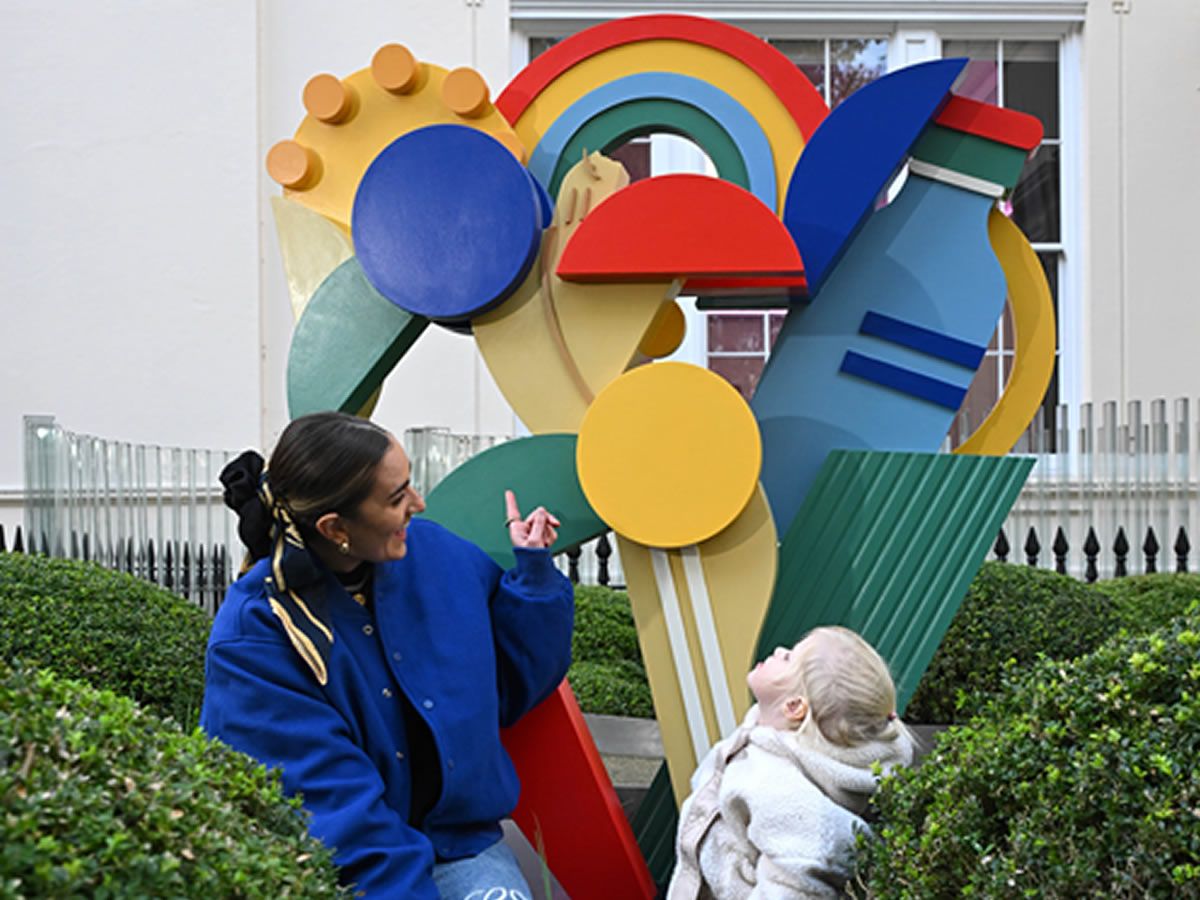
[569,586,654,718]
[854,603,1200,898]
[0,552,211,729]
[1097,572,1200,634]
[0,662,345,897]
[905,562,1121,723]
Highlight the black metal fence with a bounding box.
[996,523,1191,582]
[0,523,233,615]
[3,519,1188,615]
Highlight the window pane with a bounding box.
[709,356,766,401]
[771,40,826,102]
[708,314,765,353]
[830,39,888,108]
[1011,144,1060,243]
[1003,41,1059,139]
[944,41,998,104]
[528,37,560,61]
[955,353,1002,437]
[768,313,786,349]
[1036,251,1061,350]
[607,139,651,183]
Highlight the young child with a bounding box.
[668,626,916,899]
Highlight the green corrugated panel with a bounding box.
[633,450,1033,877]
[756,449,1034,710]
[631,764,677,888]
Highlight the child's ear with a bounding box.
[784,696,809,724]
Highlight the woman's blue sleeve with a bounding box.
[201,637,439,899]
[488,547,575,727]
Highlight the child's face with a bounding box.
[747,642,803,708]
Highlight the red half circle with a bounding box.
[557,174,805,284]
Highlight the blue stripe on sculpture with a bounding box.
[859,311,987,370]
[839,351,968,410]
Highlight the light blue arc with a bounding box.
[528,72,777,211]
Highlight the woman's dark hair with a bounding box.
[221,412,393,559]
[269,412,393,540]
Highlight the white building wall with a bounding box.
[1080,0,1200,407]
[3,0,1197,540]
[1,0,516,538]
[2,1,259,537]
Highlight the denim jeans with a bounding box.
[431,838,535,900]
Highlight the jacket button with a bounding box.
[362,624,374,636]
[382,688,393,698]
[392,651,402,661]
[423,699,434,710]
[395,750,405,760]
[447,758,455,769]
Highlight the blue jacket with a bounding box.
[201,518,574,898]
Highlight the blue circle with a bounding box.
[352,125,543,322]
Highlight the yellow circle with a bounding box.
[638,301,686,359]
[577,362,761,548]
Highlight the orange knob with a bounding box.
[303,74,357,124]
[443,67,490,118]
[372,44,421,94]
[266,140,321,190]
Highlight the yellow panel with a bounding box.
[577,362,761,548]
[549,154,678,397]
[471,249,593,434]
[269,196,354,322]
[618,486,778,804]
[279,57,523,229]
[698,484,777,721]
[955,210,1057,456]
[511,41,806,214]
[639,300,687,359]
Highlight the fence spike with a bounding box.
[182,543,192,599]
[0,523,5,553]
[1175,526,1190,574]
[71,531,79,559]
[1143,526,1159,574]
[164,542,174,590]
[565,544,581,585]
[595,532,612,588]
[1113,527,1129,578]
[81,532,90,563]
[1024,527,1040,567]
[197,545,208,612]
[993,528,1010,563]
[1083,527,1100,583]
[147,539,157,582]
[1052,527,1069,575]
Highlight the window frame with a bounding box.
[511,2,1084,413]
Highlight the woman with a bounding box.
[201,412,573,898]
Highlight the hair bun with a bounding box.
[220,450,272,560]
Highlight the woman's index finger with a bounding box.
[504,489,521,521]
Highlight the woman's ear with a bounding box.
[314,512,349,547]
[784,696,809,725]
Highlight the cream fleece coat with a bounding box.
[668,707,913,900]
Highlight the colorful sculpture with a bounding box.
[267,13,1055,895]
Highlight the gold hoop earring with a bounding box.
[338,540,351,555]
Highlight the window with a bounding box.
[522,26,1072,439]
[944,39,1063,447]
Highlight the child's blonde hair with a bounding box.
[790,626,913,752]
